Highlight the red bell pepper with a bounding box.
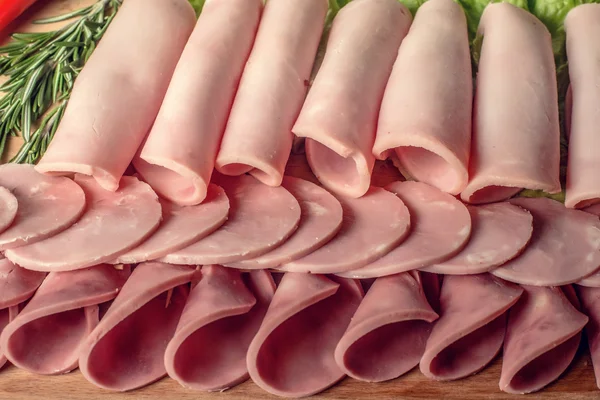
[0,0,39,34]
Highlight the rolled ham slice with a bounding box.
[165,266,275,391]
[339,181,471,279]
[420,274,523,381]
[576,285,600,388]
[35,0,196,192]
[373,0,472,195]
[500,285,588,394]
[0,264,128,375]
[335,272,438,382]
[491,197,600,286]
[79,262,195,391]
[6,175,161,272]
[215,0,328,187]
[294,0,412,198]
[460,3,561,204]
[279,187,410,274]
[161,175,300,266]
[133,0,262,205]
[423,203,533,275]
[247,273,363,397]
[228,177,343,269]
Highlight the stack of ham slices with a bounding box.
[3,0,600,397]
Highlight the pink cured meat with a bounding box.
[420,274,523,381]
[247,273,363,397]
[215,0,328,187]
[0,264,128,375]
[279,187,410,274]
[339,181,471,279]
[500,285,588,394]
[576,285,600,388]
[423,203,533,275]
[79,262,195,391]
[0,187,17,234]
[460,3,561,204]
[112,184,229,264]
[133,0,262,206]
[334,272,438,382]
[164,266,276,391]
[491,197,600,286]
[373,0,472,195]
[294,0,412,198]
[0,164,85,250]
[578,204,600,287]
[35,0,196,192]
[161,175,300,266]
[228,177,343,269]
[6,175,162,272]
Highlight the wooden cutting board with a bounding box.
[0,1,598,399]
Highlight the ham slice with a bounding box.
[165,266,275,391]
[247,273,363,397]
[500,285,588,394]
[0,164,85,250]
[460,3,561,204]
[133,0,262,205]
[339,181,471,279]
[334,272,438,382]
[420,274,523,381]
[112,184,229,264]
[578,204,600,286]
[491,197,600,286]
[215,0,328,187]
[6,175,161,272]
[373,0,472,195]
[0,264,128,375]
[79,262,194,391]
[228,177,343,269]
[279,187,410,274]
[576,285,600,388]
[294,0,412,198]
[0,187,17,234]
[35,0,196,192]
[423,203,533,275]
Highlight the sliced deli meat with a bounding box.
[35,0,196,192]
[576,285,600,388]
[134,0,262,206]
[578,204,600,287]
[0,187,17,234]
[294,0,412,198]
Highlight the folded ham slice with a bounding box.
[460,3,561,204]
[576,285,600,388]
[133,0,262,205]
[294,0,412,198]
[0,187,17,234]
[35,0,196,192]
[420,274,523,381]
[578,204,600,287]
[500,285,588,394]
[247,273,363,397]
[6,175,161,272]
[373,0,472,195]
[0,264,128,375]
[215,0,328,187]
[79,262,194,391]
[165,266,275,391]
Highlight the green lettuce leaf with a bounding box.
[188,0,206,16]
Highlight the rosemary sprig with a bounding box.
[0,0,122,164]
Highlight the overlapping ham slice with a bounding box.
[373,0,472,195]
[0,187,16,234]
[161,175,300,266]
[6,175,161,272]
[35,0,196,192]
[228,177,343,269]
[500,285,588,394]
[215,0,328,187]
[165,266,275,391]
[460,3,561,204]
[279,187,410,274]
[339,181,471,279]
[79,262,195,391]
[133,0,262,205]
[334,272,438,382]
[0,264,128,375]
[420,274,523,381]
[293,0,412,198]
[578,204,600,287]
[247,273,363,397]
[576,285,600,388]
